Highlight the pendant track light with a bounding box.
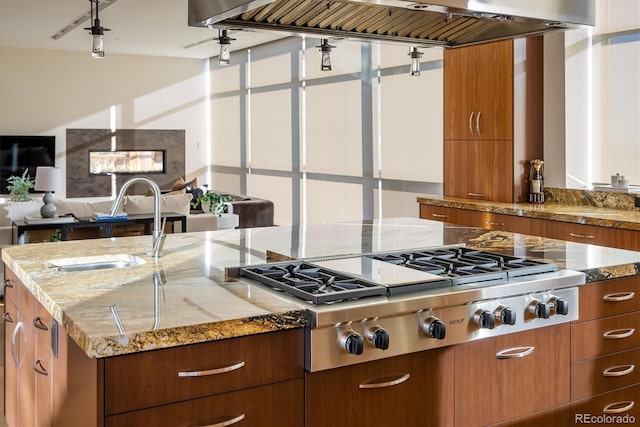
[84,0,110,58]
[408,47,423,76]
[217,30,235,65]
[316,39,336,71]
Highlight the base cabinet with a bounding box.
[454,324,570,427]
[105,379,304,427]
[305,347,454,427]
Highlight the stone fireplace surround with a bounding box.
[66,129,185,198]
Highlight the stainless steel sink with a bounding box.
[46,254,147,272]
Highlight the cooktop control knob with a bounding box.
[494,305,517,326]
[474,309,496,329]
[340,330,364,355]
[366,326,390,350]
[422,316,446,340]
[548,296,569,316]
[528,299,551,319]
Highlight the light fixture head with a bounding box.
[217,29,235,65]
[84,0,110,58]
[316,39,336,71]
[408,46,423,76]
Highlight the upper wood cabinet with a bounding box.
[444,40,513,141]
[444,37,543,203]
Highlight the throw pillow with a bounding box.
[124,193,192,216]
[54,199,114,218]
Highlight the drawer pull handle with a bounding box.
[11,321,24,367]
[33,359,49,377]
[568,232,595,239]
[476,111,482,135]
[4,312,15,323]
[431,213,448,218]
[178,361,245,377]
[468,192,487,198]
[603,291,635,302]
[359,373,410,389]
[485,221,505,226]
[603,401,634,414]
[603,328,635,339]
[197,414,246,427]
[496,346,535,359]
[603,364,635,377]
[33,316,49,331]
[4,279,14,288]
[469,112,475,135]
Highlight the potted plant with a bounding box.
[192,191,239,229]
[7,169,35,202]
[193,191,232,215]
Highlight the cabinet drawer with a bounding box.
[4,266,19,305]
[578,277,640,322]
[105,378,304,427]
[420,204,464,224]
[570,384,639,426]
[455,324,570,426]
[104,328,304,415]
[571,312,640,361]
[571,347,640,401]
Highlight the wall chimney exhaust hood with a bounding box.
[188,0,594,48]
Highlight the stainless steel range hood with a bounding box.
[188,0,594,47]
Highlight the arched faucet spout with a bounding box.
[110,176,166,258]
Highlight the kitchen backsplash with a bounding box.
[545,187,639,210]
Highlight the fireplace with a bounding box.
[89,150,166,175]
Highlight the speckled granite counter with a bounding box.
[417,190,640,231]
[3,217,640,359]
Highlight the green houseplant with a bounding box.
[7,169,35,202]
[193,191,233,216]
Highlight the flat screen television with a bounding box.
[0,135,56,194]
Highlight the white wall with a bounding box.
[0,47,209,198]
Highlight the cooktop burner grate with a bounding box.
[240,262,387,305]
[365,248,557,285]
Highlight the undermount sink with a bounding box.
[46,254,147,272]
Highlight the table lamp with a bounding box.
[35,166,61,218]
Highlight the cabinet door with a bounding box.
[454,324,570,426]
[444,139,513,202]
[4,298,19,427]
[305,347,454,427]
[444,40,512,141]
[34,336,52,427]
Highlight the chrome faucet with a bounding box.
[110,176,166,258]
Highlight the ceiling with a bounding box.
[0,0,282,60]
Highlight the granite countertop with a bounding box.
[417,192,640,231]
[3,217,640,359]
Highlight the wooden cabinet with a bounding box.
[529,218,640,251]
[569,276,640,423]
[443,37,543,203]
[3,265,305,427]
[444,40,513,141]
[305,347,454,427]
[419,205,531,235]
[454,324,570,426]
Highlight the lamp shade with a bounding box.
[34,166,61,192]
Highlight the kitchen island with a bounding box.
[3,217,640,426]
